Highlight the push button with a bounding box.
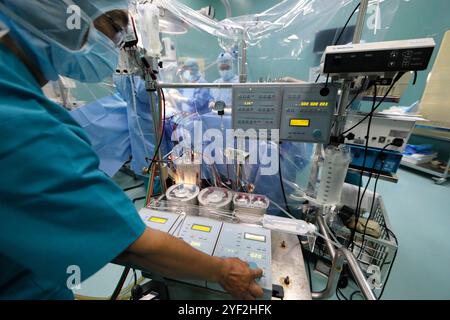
[313,129,322,138]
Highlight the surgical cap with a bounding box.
[0,0,129,51]
[184,58,200,73]
[217,52,233,66]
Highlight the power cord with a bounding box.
[377,229,398,300]
[315,2,362,84]
[145,88,167,203]
[354,138,403,257]
[345,77,369,110]
[123,182,145,192]
[349,84,377,249]
[110,267,131,300]
[341,72,405,137]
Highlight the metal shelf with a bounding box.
[400,160,449,185]
[404,125,450,184]
[348,167,399,183]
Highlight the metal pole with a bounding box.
[332,0,370,138]
[239,31,248,83]
[149,92,168,194]
[333,80,352,137]
[156,82,326,89]
[353,0,370,44]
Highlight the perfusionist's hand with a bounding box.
[218,258,264,300]
[118,228,264,300]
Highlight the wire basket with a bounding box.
[309,184,398,289]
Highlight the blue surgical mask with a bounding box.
[219,69,235,82]
[183,70,201,83]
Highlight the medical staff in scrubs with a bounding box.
[175,58,212,115]
[210,52,239,109]
[0,0,262,300]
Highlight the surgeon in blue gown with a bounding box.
[209,52,239,110]
[0,0,262,300]
[176,58,212,115]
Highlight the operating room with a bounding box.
[0,0,450,301]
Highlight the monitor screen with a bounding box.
[313,25,356,53]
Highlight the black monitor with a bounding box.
[313,25,356,53]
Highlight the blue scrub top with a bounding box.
[0,44,146,299]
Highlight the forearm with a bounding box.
[119,227,224,282]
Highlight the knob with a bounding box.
[313,129,322,138]
[248,262,258,270]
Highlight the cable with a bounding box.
[110,267,131,300]
[341,72,405,137]
[123,182,145,192]
[336,287,348,300]
[334,2,361,46]
[145,88,167,205]
[349,145,398,300]
[133,269,138,286]
[412,71,418,85]
[345,77,369,110]
[349,84,377,249]
[278,143,292,215]
[356,143,393,260]
[315,2,361,84]
[132,196,146,204]
[377,226,398,300]
[350,290,363,300]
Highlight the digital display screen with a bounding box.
[290,119,310,127]
[299,101,329,107]
[244,233,266,243]
[191,224,212,233]
[243,101,254,106]
[148,216,168,224]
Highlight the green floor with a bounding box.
[74,168,450,300]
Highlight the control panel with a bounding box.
[280,84,338,143]
[322,38,435,75]
[232,86,283,139]
[175,216,223,288]
[137,210,273,299]
[208,223,272,299]
[138,208,181,234]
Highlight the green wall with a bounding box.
[233,0,448,109]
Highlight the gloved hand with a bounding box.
[168,89,189,104]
